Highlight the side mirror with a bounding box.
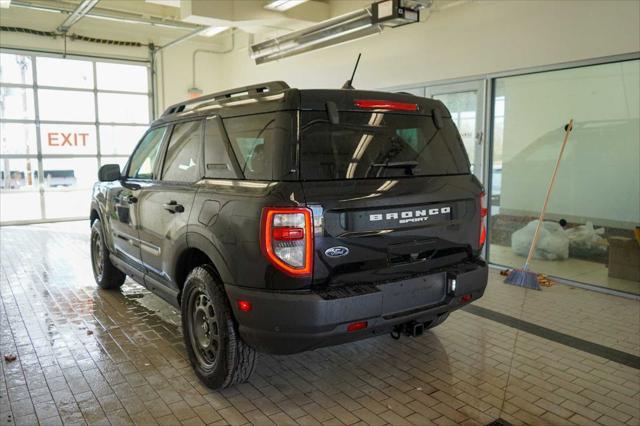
[98,164,121,182]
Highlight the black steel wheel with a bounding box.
[181,266,256,389]
[188,289,221,369]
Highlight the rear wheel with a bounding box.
[181,266,256,389]
[91,219,125,290]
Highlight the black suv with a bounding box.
[90,81,488,389]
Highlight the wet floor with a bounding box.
[1,221,638,425]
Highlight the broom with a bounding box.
[504,119,574,290]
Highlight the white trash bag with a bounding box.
[566,222,607,254]
[511,220,569,260]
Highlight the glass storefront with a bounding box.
[488,60,640,295]
[0,51,151,224]
[392,58,639,295]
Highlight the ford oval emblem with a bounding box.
[325,246,349,257]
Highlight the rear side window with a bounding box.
[204,117,237,179]
[127,126,166,179]
[223,112,295,180]
[300,111,470,180]
[162,120,202,183]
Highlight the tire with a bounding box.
[91,219,126,290]
[181,266,256,389]
[425,312,449,330]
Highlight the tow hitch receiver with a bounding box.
[391,321,424,339]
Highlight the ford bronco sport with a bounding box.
[90,81,489,389]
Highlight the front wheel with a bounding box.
[181,266,256,389]
[91,219,125,290]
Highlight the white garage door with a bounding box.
[0,51,152,224]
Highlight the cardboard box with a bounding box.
[608,236,640,282]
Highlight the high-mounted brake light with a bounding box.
[479,192,487,249]
[354,99,418,111]
[261,207,313,277]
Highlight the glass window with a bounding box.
[224,112,295,181]
[97,93,149,124]
[162,121,202,183]
[39,124,97,155]
[127,127,166,179]
[0,87,35,120]
[40,157,96,189]
[101,156,129,171]
[0,123,37,155]
[300,111,469,180]
[99,125,147,156]
[96,62,148,93]
[36,57,93,89]
[0,53,33,85]
[488,59,640,295]
[204,117,236,179]
[0,157,38,191]
[432,91,477,172]
[38,89,95,122]
[41,158,98,219]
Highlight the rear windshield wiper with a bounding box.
[300,119,386,133]
[366,161,418,177]
[370,161,418,169]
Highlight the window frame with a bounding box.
[157,118,205,185]
[203,115,244,180]
[124,125,169,182]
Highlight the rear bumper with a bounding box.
[226,258,488,354]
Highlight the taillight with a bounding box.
[261,207,313,277]
[354,99,418,111]
[479,192,487,249]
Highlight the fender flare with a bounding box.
[186,231,234,286]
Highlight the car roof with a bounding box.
[150,81,449,127]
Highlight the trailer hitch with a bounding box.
[391,321,424,339]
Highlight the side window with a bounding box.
[161,120,202,183]
[127,127,166,179]
[224,112,295,180]
[204,117,237,179]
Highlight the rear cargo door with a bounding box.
[299,110,483,288]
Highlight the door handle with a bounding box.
[163,200,184,214]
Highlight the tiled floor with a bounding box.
[1,221,639,426]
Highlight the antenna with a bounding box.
[342,53,362,90]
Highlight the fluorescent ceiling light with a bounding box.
[200,26,228,37]
[264,0,308,12]
[0,0,11,8]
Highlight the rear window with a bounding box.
[300,111,470,180]
[223,112,295,180]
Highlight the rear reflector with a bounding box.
[347,321,368,332]
[460,294,472,304]
[261,207,313,277]
[354,99,418,111]
[237,300,252,312]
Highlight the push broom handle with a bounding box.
[523,119,574,269]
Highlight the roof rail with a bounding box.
[161,81,290,117]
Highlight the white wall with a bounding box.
[213,0,640,91]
